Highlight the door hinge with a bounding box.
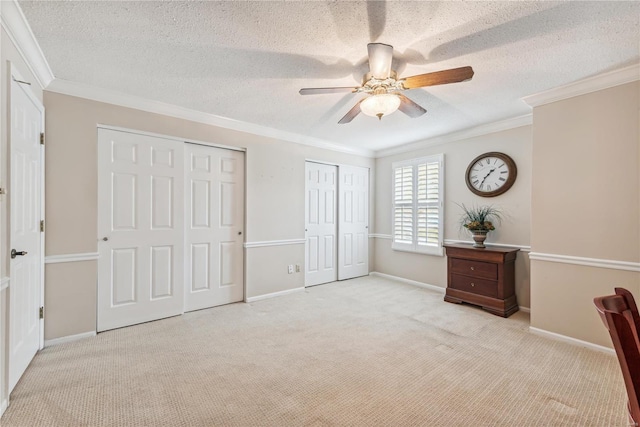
[0,188,5,195]
[40,220,45,232]
[40,132,45,145]
[39,307,44,319]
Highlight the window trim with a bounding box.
[391,154,444,256]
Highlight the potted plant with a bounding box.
[457,204,503,248]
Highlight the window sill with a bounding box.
[391,246,444,257]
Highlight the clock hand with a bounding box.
[479,168,496,187]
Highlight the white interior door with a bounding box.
[305,162,338,287]
[338,165,369,280]
[97,129,184,332]
[184,143,244,312]
[9,74,44,392]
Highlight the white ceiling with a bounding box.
[18,1,640,152]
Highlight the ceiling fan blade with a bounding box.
[299,87,359,95]
[367,43,393,79]
[338,100,364,124]
[401,66,474,89]
[397,94,427,118]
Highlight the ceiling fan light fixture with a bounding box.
[360,93,401,120]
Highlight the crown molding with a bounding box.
[46,79,375,158]
[0,0,54,88]
[522,63,640,107]
[375,114,532,158]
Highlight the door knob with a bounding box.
[11,249,27,259]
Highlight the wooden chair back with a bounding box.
[594,288,640,426]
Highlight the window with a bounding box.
[392,154,444,256]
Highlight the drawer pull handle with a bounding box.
[471,283,475,287]
[470,266,475,270]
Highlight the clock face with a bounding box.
[465,152,517,197]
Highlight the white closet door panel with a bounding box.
[185,144,244,312]
[305,162,338,287]
[338,165,369,280]
[98,129,184,332]
[9,76,43,392]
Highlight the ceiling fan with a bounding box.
[299,43,474,124]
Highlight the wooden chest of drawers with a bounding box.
[444,244,519,317]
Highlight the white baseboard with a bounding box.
[44,331,96,347]
[529,326,614,355]
[245,287,305,303]
[370,272,445,294]
[1,398,7,418]
[519,306,531,313]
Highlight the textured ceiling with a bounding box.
[18,1,640,151]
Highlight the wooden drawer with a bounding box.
[450,258,497,280]
[450,274,498,298]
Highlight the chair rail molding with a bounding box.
[244,239,306,249]
[529,252,640,272]
[444,239,531,252]
[45,252,100,264]
[369,234,392,239]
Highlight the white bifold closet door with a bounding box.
[338,165,369,280]
[305,162,338,286]
[184,143,244,312]
[305,162,369,286]
[97,129,185,332]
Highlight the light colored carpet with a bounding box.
[1,275,627,426]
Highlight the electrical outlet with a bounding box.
[287,265,294,274]
[295,264,300,273]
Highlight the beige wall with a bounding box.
[530,81,640,346]
[374,125,533,308]
[42,91,375,340]
[0,24,45,412]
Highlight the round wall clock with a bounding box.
[465,152,517,197]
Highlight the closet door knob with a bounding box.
[11,249,27,259]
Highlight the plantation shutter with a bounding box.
[417,160,440,248]
[394,165,413,244]
[392,154,444,255]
